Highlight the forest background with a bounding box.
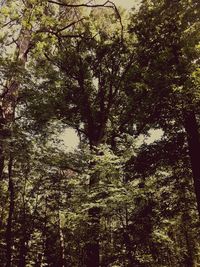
[0,0,200,267]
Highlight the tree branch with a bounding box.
[48,1,124,42]
[48,0,116,9]
[57,18,85,33]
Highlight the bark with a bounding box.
[5,155,14,267]
[0,26,31,174]
[77,64,102,266]
[18,179,28,267]
[42,197,48,266]
[85,206,100,267]
[58,210,65,267]
[18,236,27,267]
[18,239,27,267]
[84,138,102,267]
[183,229,194,267]
[0,107,5,179]
[2,28,30,122]
[2,24,31,267]
[184,110,200,216]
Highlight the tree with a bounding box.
[21,5,135,265]
[129,0,200,216]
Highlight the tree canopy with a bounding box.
[0,0,200,266]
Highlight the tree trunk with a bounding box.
[5,154,14,267]
[184,110,200,216]
[85,206,100,267]
[2,24,31,267]
[0,107,5,179]
[18,236,27,267]
[18,193,28,267]
[183,228,194,267]
[85,141,102,267]
[0,25,31,179]
[58,210,65,267]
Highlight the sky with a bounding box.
[61,128,163,151]
[96,0,140,10]
[60,128,80,151]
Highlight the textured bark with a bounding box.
[184,110,200,216]
[2,28,30,122]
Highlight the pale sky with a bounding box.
[110,0,140,10]
[61,128,163,151]
[96,0,140,10]
[60,128,80,151]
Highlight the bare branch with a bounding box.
[57,18,85,33]
[48,0,116,9]
[1,18,19,28]
[48,1,124,42]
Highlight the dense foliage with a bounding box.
[0,0,200,266]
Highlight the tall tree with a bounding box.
[23,7,134,265]
[129,0,200,216]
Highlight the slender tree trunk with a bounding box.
[42,197,48,266]
[18,236,27,267]
[85,140,102,267]
[77,60,109,267]
[2,24,31,267]
[58,210,65,267]
[5,154,14,267]
[0,107,5,179]
[183,227,194,267]
[184,110,200,216]
[18,185,28,267]
[0,24,31,177]
[85,206,100,267]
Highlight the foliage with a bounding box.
[0,1,200,267]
